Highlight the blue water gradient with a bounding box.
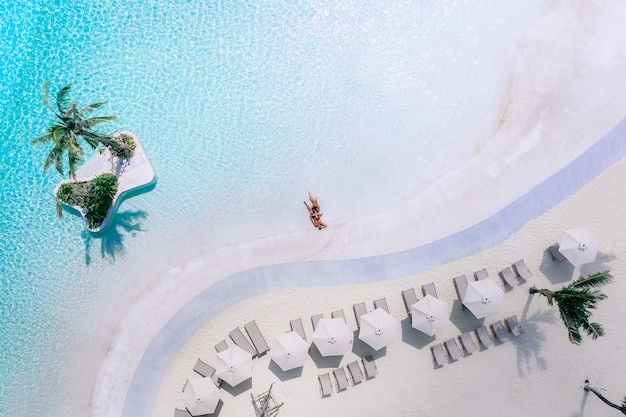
[0,1,557,415]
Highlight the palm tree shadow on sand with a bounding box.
[514,297,557,378]
[82,209,148,264]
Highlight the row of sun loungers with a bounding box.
[431,315,525,366]
[216,320,270,358]
[318,355,377,397]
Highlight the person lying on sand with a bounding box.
[304,193,327,229]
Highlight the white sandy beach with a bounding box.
[83,3,626,417]
[146,153,626,417]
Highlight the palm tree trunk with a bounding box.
[584,382,626,414]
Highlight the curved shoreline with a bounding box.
[118,117,626,417]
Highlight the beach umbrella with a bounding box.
[215,345,253,387]
[182,377,220,416]
[462,279,504,319]
[358,307,399,350]
[312,317,353,357]
[270,331,309,371]
[411,295,449,336]
[558,226,599,266]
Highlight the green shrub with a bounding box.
[107,133,136,159]
[56,173,118,228]
[85,173,118,228]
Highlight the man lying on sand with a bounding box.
[304,193,327,230]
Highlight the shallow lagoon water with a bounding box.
[3,1,622,415]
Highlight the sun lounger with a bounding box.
[174,408,192,417]
[193,358,216,378]
[311,314,323,330]
[362,355,378,378]
[506,315,525,336]
[459,332,477,354]
[318,373,332,397]
[453,275,468,306]
[290,318,306,340]
[215,339,228,353]
[513,259,533,281]
[402,288,418,315]
[353,302,368,327]
[331,309,346,323]
[476,326,493,347]
[347,360,364,385]
[422,282,438,298]
[229,327,257,356]
[548,244,566,262]
[244,320,270,356]
[499,266,519,287]
[373,297,389,313]
[333,367,349,392]
[445,338,462,361]
[474,269,489,281]
[431,343,447,366]
[491,320,509,343]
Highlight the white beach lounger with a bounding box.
[445,338,462,361]
[548,244,567,262]
[431,343,447,366]
[229,327,257,356]
[353,302,368,327]
[476,326,493,348]
[460,332,477,354]
[506,315,525,336]
[422,282,438,298]
[453,275,469,307]
[474,269,489,281]
[290,318,306,340]
[311,314,323,330]
[402,288,418,315]
[500,266,519,287]
[193,358,216,378]
[491,320,509,343]
[513,259,533,281]
[373,297,389,313]
[215,339,228,353]
[333,367,349,392]
[244,320,270,356]
[347,360,364,385]
[331,309,346,323]
[318,373,332,397]
[362,355,378,378]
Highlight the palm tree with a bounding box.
[584,380,626,415]
[529,271,612,344]
[30,81,117,179]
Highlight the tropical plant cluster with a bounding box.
[56,173,118,229]
[103,132,136,159]
[529,271,612,344]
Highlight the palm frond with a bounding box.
[41,80,55,113]
[55,200,63,218]
[56,83,73,114]
[78,115,118,130]
[581,320,604,340]
[79,101,109,113]
[30,131,55,146]
[570,271,613,290]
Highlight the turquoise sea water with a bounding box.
[0,1,544,415]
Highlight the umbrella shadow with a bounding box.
[514,296,556,377]
[82,209,148,264]
[218,378,252,397]
[400,317,435,350]
[267,360,303,381]
[539,250,575,284]
[307,344,343,369]
[580,252,617,277]
[350,329,388,358]
[449,300,485,333]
